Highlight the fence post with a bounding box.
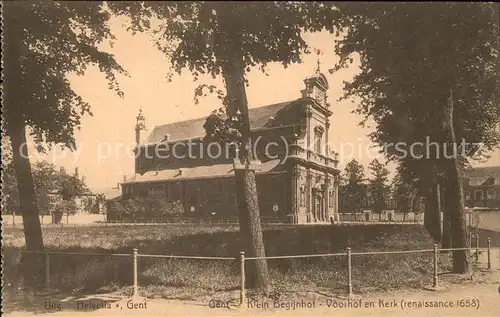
[487,238,491,270]
[240,251,246,306]
[45,252,50,290]
[346,247,353,296]
[469,233,472,251]
[433,244,438,288]
[132,248,138,296]
[475,233,480,262]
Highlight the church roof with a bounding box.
[123,159,283,184]
[146,101,294,144]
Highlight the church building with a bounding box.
[121,65,341,224]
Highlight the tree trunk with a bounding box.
[443,88,469,273]
[423,185,441,242]
[4,19,44,252]
[222,57,271,291]
[441,185,452,249]
[7,111,45,291]
[8,115,44,251]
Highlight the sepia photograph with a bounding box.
[2,1,499,316]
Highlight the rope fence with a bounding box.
[20,233,498,306]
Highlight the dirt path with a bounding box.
[5,280,500,317]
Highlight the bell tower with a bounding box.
[301,60,330,109]
[135,108,146,145]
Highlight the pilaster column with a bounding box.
[324,174,330,222]
[305,107,313,160]
[334,176,340,222]
[291,166,300,224]
[325,119,330,165]
[306,170,313,223]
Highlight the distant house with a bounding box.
[102,185,122,216]
[463,166,500,209]
[48,167,97,213]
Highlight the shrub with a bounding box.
[108,191,184,221]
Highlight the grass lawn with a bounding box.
[4,224,488,303]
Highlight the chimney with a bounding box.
[60,167,66,175]
[118,175,127,190]
[74,167,79,178]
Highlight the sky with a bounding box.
[26,14,500,192]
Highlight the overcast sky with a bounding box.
[26,14,500,192]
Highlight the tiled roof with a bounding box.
[464,166,500,179]
[123,159,283,184]
[464,166,500,186]
[101,187,122,201]
[146,101,294,144]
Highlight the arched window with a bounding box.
[314,126,324,154]
[329,189,334,207]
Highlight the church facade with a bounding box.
[121,67,341,224]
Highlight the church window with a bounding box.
[299,184,306,207]
[314,127,324,154]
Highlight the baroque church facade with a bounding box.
[121,66,341,224]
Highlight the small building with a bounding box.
[101,186,122,221]
[382,209,395,222]
[362,210,373,221]
[463,166,500,209]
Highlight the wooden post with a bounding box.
[475,234,480,262]
[240,251,246,306]
[487,238,491,270]
[133,248,138,296]
[45,252,50,290]
[469,233,472,255]
[436,183,442,233]
[347,247,353,296]
[433,244,439,288]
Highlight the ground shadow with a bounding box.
[2,288,125,315]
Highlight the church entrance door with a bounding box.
[312,190,324,222]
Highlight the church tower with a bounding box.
[300,60,332,157]
[300,60,330,110]
[135,108,146,145]
[292,60,339,224]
